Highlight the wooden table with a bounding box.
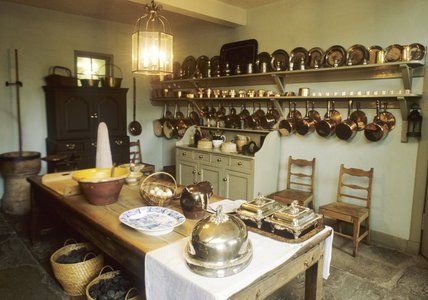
[29,176,331,300]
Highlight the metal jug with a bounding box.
[180,181,213,219]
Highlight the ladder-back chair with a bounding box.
[319,164,374,257]
[269,156,316,208]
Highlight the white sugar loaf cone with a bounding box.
[96,122,113,168]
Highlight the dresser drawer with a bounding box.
[195,152,210,163]
[177,149,194,160]
[55,141,84,152]
[230,157,253,172]
[211,154,229,167]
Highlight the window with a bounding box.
[74,51,113,81]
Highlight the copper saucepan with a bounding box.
[296,100,317,135]
[163,103,180,139]
[364,100,389,142]
[336,100,358,141]
[246,102,259,129]
[278,101,301,136]
[350,101,367,131]
[376,101,396,131]
[315,100,342,137]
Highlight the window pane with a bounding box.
[77,57,92,78]
[92,58,107,76]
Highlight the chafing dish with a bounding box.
[236,195,282,228]
[265,200,322,239]
[184,206,252,278]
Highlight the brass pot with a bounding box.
[100,76,122,88]
[80,79,99,87]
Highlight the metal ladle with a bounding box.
[128,77,142,136]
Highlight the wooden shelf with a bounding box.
[199,126,271,134]
[155,61,425,89]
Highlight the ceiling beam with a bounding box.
[128,0,247,27]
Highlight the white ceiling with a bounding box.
[218,0,281,9]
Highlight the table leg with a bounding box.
[30,186,41,246]
[304,253,324,300]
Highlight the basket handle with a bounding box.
[52,66,72,77]
[100,63,123,78]
[98,265,114,277]
[141,171,177,192]
[63,238,77,246]
[83,252,96,261]
[125,287,140,300]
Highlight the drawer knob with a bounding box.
[237,161,242,166]
[192,170,196,174]
[90,113,98,119]
[66,143,76,150]
[182,152,187,156]
[217,158,222,162]
[115,140,123,146]
[91,142,97,148]
[198,171,201,175]
[199,155,203,159]
[223,177,228,182]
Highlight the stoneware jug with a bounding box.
[180,181,213,219]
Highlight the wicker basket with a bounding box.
[86,266,141,300]
[139,172,180,207]
[50,240,104,296]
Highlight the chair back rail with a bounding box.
[130,140,142,164]
[336,164,374,208]
[286,156,316,193]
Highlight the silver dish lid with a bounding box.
[184,205,253,277]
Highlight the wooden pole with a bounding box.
[14,49,23,153]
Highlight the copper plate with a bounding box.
[308,47,324,69]
[257,52,272,72]
[290,47,308,70]
[196,55,210,78]
[271,49,289,71]
[368,45,383,64]
[324,45,347,67]
[347,44,369,65]
[385,44,403,62]
[182,56,197,79]
[408,43,426,61]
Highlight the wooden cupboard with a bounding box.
[44,86,129,172]
[176,127,280,201]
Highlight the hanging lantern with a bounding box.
[132,0,173,75]
[407,103,423,138]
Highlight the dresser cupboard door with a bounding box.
[198,163,222,196]
[177,160,197,186]
[58,95,92,140]
[223,170,253,201]
[94,95,126,137]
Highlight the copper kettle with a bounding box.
[180,181,213,219]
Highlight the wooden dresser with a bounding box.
[44,86,129,172]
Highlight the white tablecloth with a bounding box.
[145,226,333,300]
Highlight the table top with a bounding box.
[29,176,222,256]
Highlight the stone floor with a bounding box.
[0,212,427,300]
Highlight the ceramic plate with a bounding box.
[119,206,185,236]
[172,61,181,79]
[207,199,247,214]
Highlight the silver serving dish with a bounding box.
[265,200,322,239]
[236,195,282,228]
[184,206,252,278]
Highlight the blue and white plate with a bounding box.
[119,206,186,236]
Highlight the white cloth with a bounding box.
[145,226,333,300]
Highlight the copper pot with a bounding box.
[364,100,389,142]
[350,101,367,131]
[376,101,396,131]
[246,102,259,129]
[296,101,317,135]
[336,100,358,141]
[278,101,301,136]
[163,104,179,139]
[316,101,341,137]
[153,104,167,137]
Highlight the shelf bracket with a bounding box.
[270,98,286,118]
[191,80,199,90]
[400,64,413,91]
[398,96,409,143]
[272,74,286,95]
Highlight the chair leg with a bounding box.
[365,217,371,245]
[353,219,360,257]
